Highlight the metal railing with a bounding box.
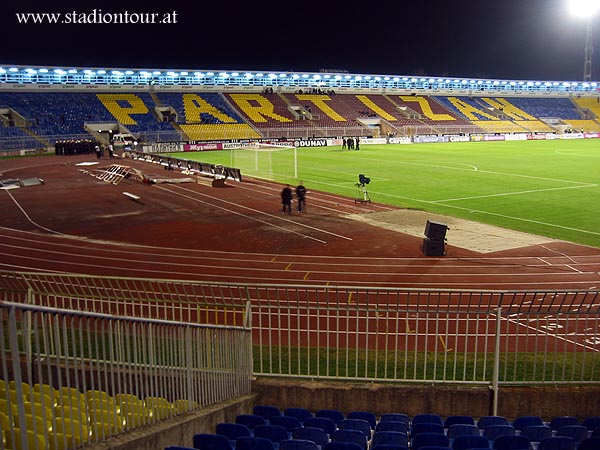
[2,270,600,446]
[2,271,599,385]
[0,298,252,449]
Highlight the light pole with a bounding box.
[569,0,600,81]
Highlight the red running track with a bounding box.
[1,154,600,291]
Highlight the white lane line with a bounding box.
[154,185,327,244]
[2,189,64,235]
[165,184,353,241]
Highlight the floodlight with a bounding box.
[569,0,600,17]
[570,0,600,80]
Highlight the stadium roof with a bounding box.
[0,65,598,94]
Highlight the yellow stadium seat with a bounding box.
[8,381,31,395]
[33,384,59,401]
[0,398,16,416]
[47,432,74,450]
[54,417,91,443]
[0,411,11,430]
[115,393,141,404]
[4,428,46,450]
[144,396,171,408]
[90,418,125,439]
[125,411,153,429]
[13,413,52,434]
[54,404,89,424]
[87,397,119,413]
[89,408,125,428]
[174,399,200,413]
[23,402,53,420]
[145,396,176,419]
[6,389,56,408]
[58,391,87,410]
[85,389,112,402]
[119,400,152,416]
[59,386,84,398]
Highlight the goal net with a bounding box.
[229,142,298,182]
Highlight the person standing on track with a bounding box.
[281,184,293,214]
[295,181,307,213]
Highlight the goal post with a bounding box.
[230,142,298,181]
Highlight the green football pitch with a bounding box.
[169,139,600,248]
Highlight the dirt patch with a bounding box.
[346,209,554,253]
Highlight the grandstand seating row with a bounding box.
[2,92,600,147]
[0,379,197,450]
[166,405,600,450]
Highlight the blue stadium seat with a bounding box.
[193,434,234,450]
[537,436,576,450]
[582,416,600,432]
[451,435,489,450]
[491,435,530,450]
[444,415,475,428]
[279,439,319,450]
[447,424,480,441]
[548,417,579,431]
[323,442,363,450]
[483,425,516,443]
[254,406,282,422]
[512,416,544,432]
[371,431,408,448]
[411,432,449,450]
[217,423,252,444]
[338,419,371,439]
[379,414,409,425]
[411,414,443,427]
[292,427,329,448]
[578,437,600,450]
[254,425,289,446]
[236,437,276,450]
[304,417,337,435]
[330,429,368,450]
[269,416,302,433]
[520,425,552,444]
[370,446,408,450]
[236,415,267,430]
[556,425,589,443]
[410,423,444,437]
[284,408,313,423]
[478,416,509,430]
[375,421,409,434]
[347,412,376,430]
[316,410,345,427]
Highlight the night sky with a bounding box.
[2,0,599,82]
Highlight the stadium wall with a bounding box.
[79,381,600,450]
[252,379,600,422]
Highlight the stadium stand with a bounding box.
[3,88,600,152]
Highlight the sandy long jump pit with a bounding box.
[347,209,554,253]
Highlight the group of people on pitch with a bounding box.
[281,182,307,214]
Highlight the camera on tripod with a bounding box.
[354,174,371,204]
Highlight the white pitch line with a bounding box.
[363,189,600,238]
[357,156,592,185]
[431,183,598,203]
